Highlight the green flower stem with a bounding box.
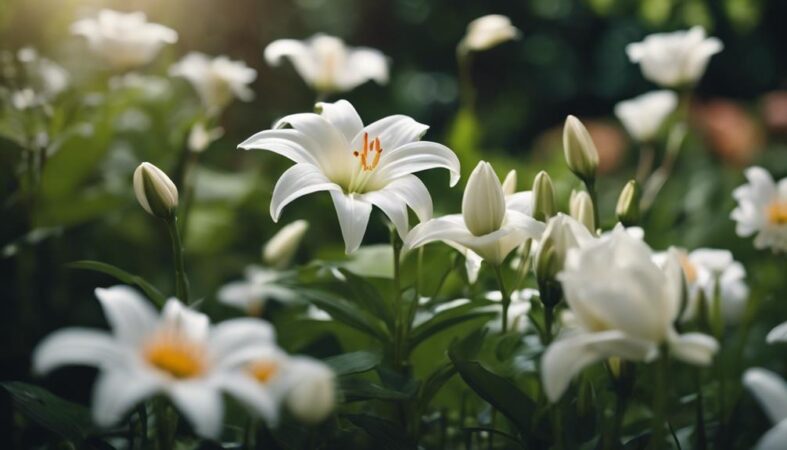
[650,348,670,450]
[391,229,405,371]
[154,399,177,450]
[636,142,655,184]
[493,265,511,333]
[583,178,600,232]
[166,215,190,303]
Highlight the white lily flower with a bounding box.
[33,286,278,438]
[265,34,388,94]
[486,288,537,333]
[743,368,787,450]
[170,52,257,114]
[218,266,298,315]
[767,321,787,344]
[731,166,787,252]
[71,9,177,71]
[263,220,309,269]
[541,228,718,401]
[238,99,460,254]
[460,15,521,52]
[614,90,678,142]
[625,26,723,87]
[404,161,544,266]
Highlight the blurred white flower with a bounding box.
[405,161,544,265]
[188,122,224,153]
[110,73,171,99]
[283,357,337,424]
[486,288,537,333]
[563,115,599,182]
[11,88,38,110]
[767,321,787,344]
[71,9,177,71]
[541,228,718,401]
[33,286,277,438]
[239,99,460,253]
[568,190,595,232]
[626,26,723,87]
[731,166,787,252]
[263,220,309,268]
[133,162,178,219]
[743,368,787,450]
[534,213,595,286]
[265,34,388,94]
[218,266,298,315]
[460,15,521,52]
[614,90,678,142]
[170,52,257,114]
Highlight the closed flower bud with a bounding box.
[563,115,599,183]
[570,190,595,232]
[532,171,556,221]
[502,169,517,196]
[263,220,309,269]
[535,237,559,287]
[462,161,506,236]
[133,162,178,219]
[616,180,641,226]
[286,357,336,424]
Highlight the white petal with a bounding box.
[756,420,787,450]
[334,48,389,91]
[95,286,158,344]
[767,321,787,344]
[167,381,224,438]
[376,141,461,187]
[668,332,718,366]
[209,318,277,368]
[744,368,787,423]
[316,100,364,143]
[404,215,474,252]
[33,329,123,374]
[330,191,373,254]
[264,39,317,84]
[219,373,282,424]
[238,129,321,166]
[541,333,606,402]
[361,190,409,239]
[506,191,533,216]
[92,369,161,428]
[352,115,428,151]
[273,112,349,171]
[161,299,210,343]
[270,164,341,222]
[464,249,483,284]
[380,175,433,222]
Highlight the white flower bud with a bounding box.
[535,214,594,285]
[133,162,178,219]
[532,171,556,221]
[285,357,336,424]
[563,115,599,183]
[462,161,507,236]
[462,15,521,52]
[616,180,641,226]
[570,190,595,233]
[501,169,517,196]
[263,220,309,269]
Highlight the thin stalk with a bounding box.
[391,229,405,371]
[166,216,190,303]
[583,178,600,232]
[650,349,670,450]
[244,417,257,450]
[456,47,476,111]
[154,399,177,450]
[493,265,511,333]
[694,370,707,450]
[636,142,655,183]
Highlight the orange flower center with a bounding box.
[768,201,787,225]
[144,335,204,379]
[249,360,279,383]
[352,132,383,172]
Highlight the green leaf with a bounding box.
[67,260,166,307]
[1,382,95,442]
[409,301,497,351]
[343,414,415,450]
[340,378,411,402]
[418,362,457,410]
[297,288,389,341]
[324,351,381,376]
[335,268,394,330]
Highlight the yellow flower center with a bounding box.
[678,254,698,284]
[249,360,279,383]
[768,201,787,225]
[144,334,205,379]
[353,132,383,172]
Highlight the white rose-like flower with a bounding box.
[70,9,177,71]
[218,266,298,316]
[614,90,678,142]
[541,228,718,401]
[33,286,279,437]
[170,52,257,114]
[743,368,787,450]
[238,99,460,254]
[626,26,723,87]
[265,34,388,94]
[404,161,544,266]
[461,15,521,52]
[731,166,787,252]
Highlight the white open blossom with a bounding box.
[170,52,257,114]
[218,266,298,315]
[541,228,718,401]
[743,368,787,450]
[238,99,460,254]
[626,26,723,87]
[33,286,278,438]
[71,9,177,71]
[460,15,521,52]
[731,166,787,252]
[265,34,388,94]
[614,90,678,142]
[404,161,544,266]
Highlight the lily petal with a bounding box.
[264,39,317,84]
[330,191,373,254]
[756,420,787,450]
[335,47,389,91]
[361,190,409,239]
[668,332,718,366]
[33,329,124,374]
[380,175,433,223]
[317,100,364,143]
[352,115,428,151]
[92,369,161,428]
[238,129,321,167]
[210,318,277,368]
[744,368,787,423]
[95,286,158,344]
[168,382,224,438]
[270,164,341,222]
[220,373,283,425]
[377,141,461,187]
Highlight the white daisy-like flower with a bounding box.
[614,90,678,142]
[460,15,521,52]
[218,266,298,315]
[404,161,544,266]
[743,368,787,450]
[33,286,278,438]
[238,99,460,254]
[265,34,388,94]
[731,166,787,252]
[626,26,723,87]
[71,9,177,71]
[170,52,257,114]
